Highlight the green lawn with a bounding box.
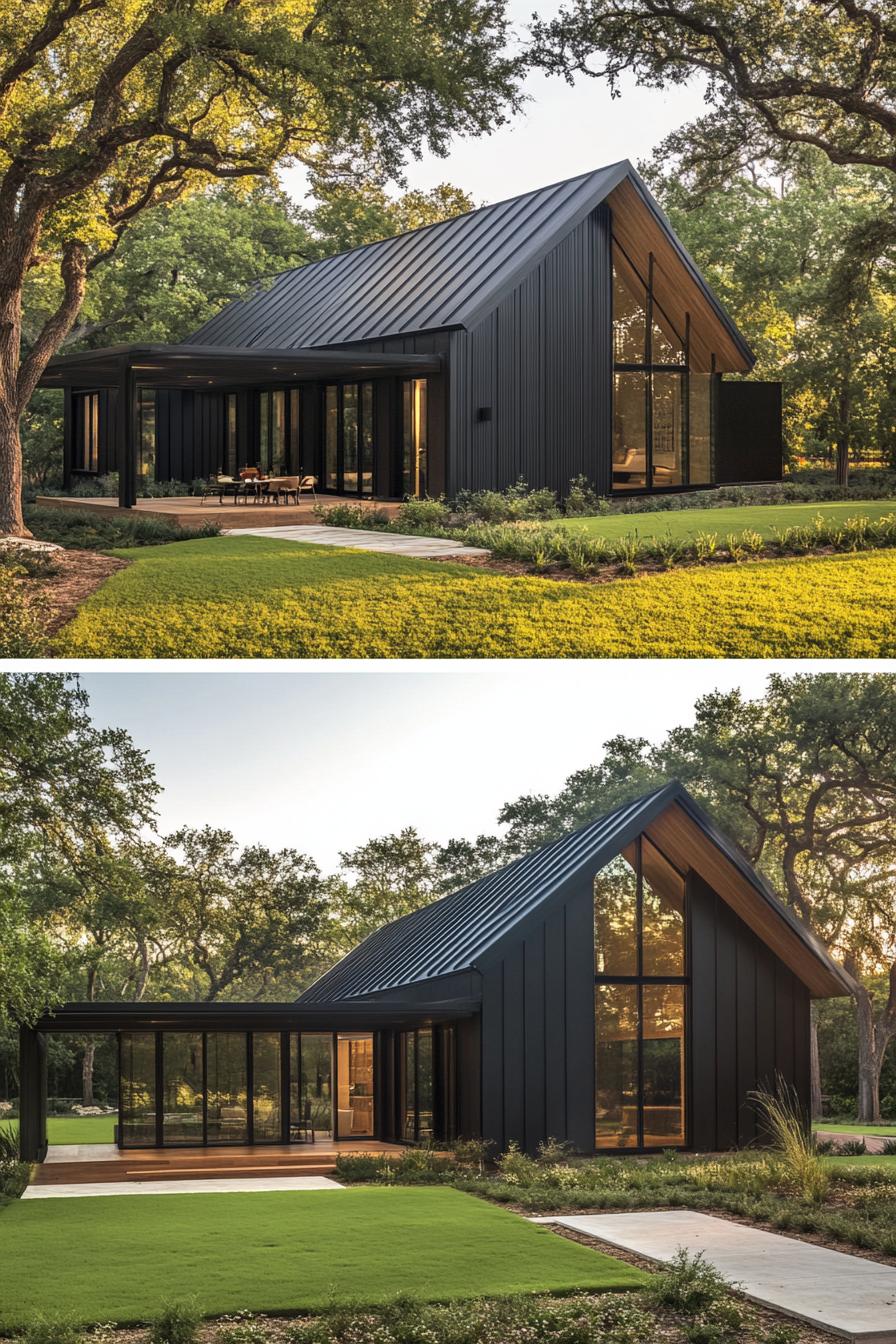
[558,499,896,542]
[54,534,896,658]
[826,1155,896,1171]
[816,1121,896,1136]
[0,1186,644,1328]
[5,1115,117,1145]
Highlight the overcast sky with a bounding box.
[74,662,878,873]
[280,0,710,209]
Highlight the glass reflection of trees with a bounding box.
[594,836,687,1149]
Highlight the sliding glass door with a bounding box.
[593,837,688,1150]
[322,383,375,495]
[336,1034,374,1137]
[402,378,428,497]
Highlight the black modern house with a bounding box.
[39,162,783,509]
[19,783,849,1164]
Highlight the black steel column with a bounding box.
[18,1026,48,1162]
[62,386,74,490]
[116,359,137,508]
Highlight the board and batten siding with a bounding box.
[447,205,612,497]
[688,872,811,1151]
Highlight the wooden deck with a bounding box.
[34,494,403,531]
[35,1140,411,1185]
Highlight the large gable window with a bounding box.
[612,239,710,494]
[594,835,687,1150]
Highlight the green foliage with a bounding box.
[53,533,896,659]
[24,506,220,551]
[647,1251,731,1317]
[0,1119,28,1199]
[0,566,49,657]
[20,1317,82,1344]
[749,1080,830,1203]
[311,502,392,530]
[394,497,453,532]
[564,476,608,516]
[149,1302,201,1344]
[303,180,477,260]
[839,1139,868,1157]
[297,1293,655,1344]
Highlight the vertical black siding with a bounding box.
[448,205,612,496]
[689,874,812,1149]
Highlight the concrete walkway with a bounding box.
[23,1175,344,1198]
[223,524,489,559]
[536,1211,896,1343]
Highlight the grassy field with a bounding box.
[816,1122,896,1136]
[5,1115,117,1145]
[0,1186,643,1328]
[825,1155,896,1171]
[55,535,896,658]
[558,499,896,542]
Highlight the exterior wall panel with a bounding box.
[449,205,612,496]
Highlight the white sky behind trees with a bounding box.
[76,662,884,873]
[281,1,711,210]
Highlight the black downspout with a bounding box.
[116,358,137,508]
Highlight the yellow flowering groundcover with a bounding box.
[56,535,896,659]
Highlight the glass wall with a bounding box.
[612,238,712,493]
[206,1032,248,1144]
[400,1028,435,1143]
[162,1033,204,1145]
[289,389,302,473]
[290,1033,333,1140]
[322,384,375,495]
[120,1032,157,1147]
[402,378,428,497]
[336,1034,374,1137]
[225,393,238,476]
[138,388,156,482]
[257,391,286,474]
[594,836,687,1150]
[74,391,100,473]
[252,1032,282,1142]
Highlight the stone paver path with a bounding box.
[536,1211,896,1342]
[224,524,489,559]
[23,1175,344,1198]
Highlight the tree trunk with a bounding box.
[0,361,29,538]
[809,1002,823,1119]
[835,371,851,487]
[81,1039,96,1107]
[855,984,881,1123]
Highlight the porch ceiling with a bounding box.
[34,997,479,1034]
[39,342,442,389]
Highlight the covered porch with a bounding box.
[38,343,443,508]
[20,998,475,1164]
[32,491,403,530]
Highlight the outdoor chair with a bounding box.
[290,1097,316,1144]
[271,475,300,504]
[200,475,238,505]
[298,474,318,502]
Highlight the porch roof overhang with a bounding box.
[39,342,443,390]
[32,997,479,1035]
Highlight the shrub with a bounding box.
[749,1077,830,1202]
[612,532,645,575]
[537,1136,578,1163]
[451,1135,494,1176]
[0,567,48,656]
[495,1139,540,1185]
[647,1250,732,1316]
[20,1317,82,1344]
[564,475,609,516]
[149,1301,201,1344]
[881,1137,896,1155]
[312,501,391,529]
[694,531,718,562]
[0,1122,18,1163]
[394,497,451,531]
[838,1138,868,1156]
[24,506,220,550]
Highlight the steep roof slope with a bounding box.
[299,782,848,1004]
[188,162,629,349]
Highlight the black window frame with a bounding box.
[73,389,101,474]
[611,236,717,496]
[320,381,376,497]
[594,835,691,1154]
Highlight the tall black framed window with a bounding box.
[322,383,375,495]
[400,1028,435,1142]
[257,390,286,474]
[74,391,100,473]
[402,378,428,498]
[612,238,713,494]
[138,388,156,482]
[594,836,688,1151]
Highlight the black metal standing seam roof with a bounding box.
[187,162,632,350]
[298,784,681,1003]
[298,780,852,1004]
